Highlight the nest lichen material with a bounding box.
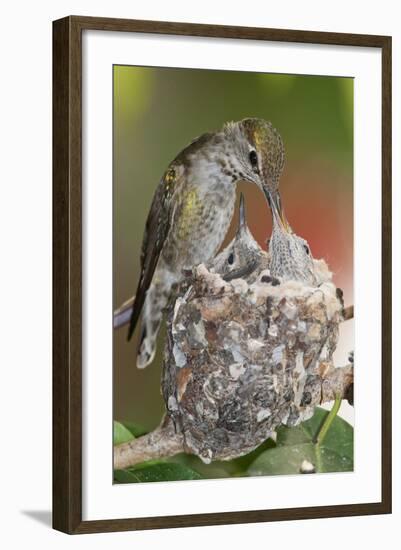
[162,252,343,463]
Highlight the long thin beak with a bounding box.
[264,189,291,233]
[238,193,246,231]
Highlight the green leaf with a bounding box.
[277,407,353,461]
[169,438,276,479]
[114,469,140,483]
[247,407,353,476]
[113,421,135,445]
[114,462,202,483]
[230,438,276,474]
[119,421,148,438]
[170,453,239,479]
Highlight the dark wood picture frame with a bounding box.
[53,15,392,534]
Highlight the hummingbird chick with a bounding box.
[268,194,318,286]
[208,193,269,283]
[127,118,285,368]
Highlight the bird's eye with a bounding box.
[228,253,234,265]
[303,245,310,255]
[249,150,258,171]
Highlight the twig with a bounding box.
[343,305,354,321]
[113,296,135,329]
[114,416,184,470]
[315,395,342,445]
[319,363,353,405]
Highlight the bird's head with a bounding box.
[223,118,287,224]
[211,193,262,279]
[269,201,317,286]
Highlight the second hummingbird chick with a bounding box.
[208,194,269,283]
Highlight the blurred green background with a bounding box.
[113,65,353,432]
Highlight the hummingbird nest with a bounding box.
[162,249,347,463]
[113,200,353,471]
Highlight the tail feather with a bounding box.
[136,322,158,369]
[136,302,161,369]
[128,267,176,368]
[133,277,171,368]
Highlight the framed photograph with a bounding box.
[53,16,392,534]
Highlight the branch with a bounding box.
[318,362,354,405]
[113,296,135,329]
[342,305,354,321]
[114,416,184,470]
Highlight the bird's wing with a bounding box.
[127,167,178,341]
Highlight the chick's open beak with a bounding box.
[264,189,291,233]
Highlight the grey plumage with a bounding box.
[208,193,269,283]
[268,192,318,286]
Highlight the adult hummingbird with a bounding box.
[127,118,285,368]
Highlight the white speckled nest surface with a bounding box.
[162,254,344,463]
